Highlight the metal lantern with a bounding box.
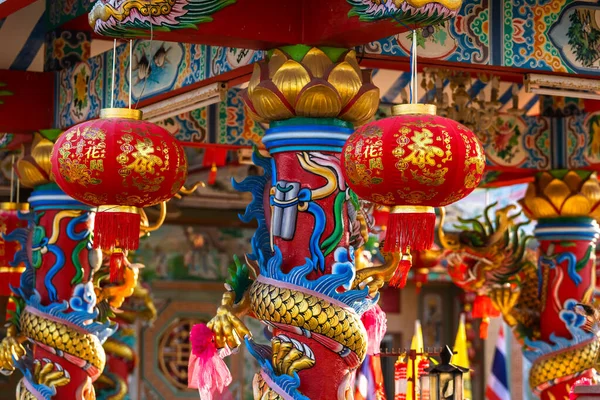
[51,108,188,281]
[427,346,469,400]
[342,104,486,254]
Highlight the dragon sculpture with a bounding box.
[88,0,462,39]
[0,133,166,399]
[440,200,600,400]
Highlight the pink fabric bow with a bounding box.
[188,323,233,400]
[362,304,387,355]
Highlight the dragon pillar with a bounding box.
[0,133,142,399]
[202,46,405,399]
[441,170,600,400]
[519,170,600,400]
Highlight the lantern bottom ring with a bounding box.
[390,206,435,215]
[97,205,140,214]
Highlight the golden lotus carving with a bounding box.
[16,133,54,188]
[519,171,600,221]
[243,48,379,125]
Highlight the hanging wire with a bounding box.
[134,3,154,110]
[16,170,20,204]
[111,39,117,108]
[16,145,22,204]
[129,39,133,109]
[411,29,418,104]
[9,154,14,204]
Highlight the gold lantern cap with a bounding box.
[391,103,437,116]
[0,202,29,211]
[100,108,143,120]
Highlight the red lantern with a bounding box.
[472,294,500,339]
[342,104,485,253]
[51,108,187,281]
[0,203,28,319]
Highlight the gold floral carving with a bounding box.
[519,171,600,221]
[16,134,54,188]
[244,48,379,125]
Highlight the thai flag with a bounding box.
[485,325,511,400]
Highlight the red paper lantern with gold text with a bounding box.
[342,104,485,254]
[51,108,187,281]
[0,202,29,318]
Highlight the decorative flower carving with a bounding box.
[242,47,379,125]
[520,171,600,220]
[16,134,55,187]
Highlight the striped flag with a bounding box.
[485,325,510,400]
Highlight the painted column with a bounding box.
[520,170,600,400]
[205,46,402,400]
[0,134,137,399]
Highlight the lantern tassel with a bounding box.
[389,255,412,289]
[109,250,127,283]
[472,295,501,339]
[383,206,436,253]
[94,206,141,251]
[208,163,217,186]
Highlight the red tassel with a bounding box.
[383,206,435,253]
[208,163,217,186]
[415,268,429,294]
[479,317,490,339]
[94,206,141,251]
[389,257,412,288]
[472,295,500,339]
[109,251,126,283]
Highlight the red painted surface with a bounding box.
[0,71,53,134]
[274,328,354,399]
[537,239,596,341]
[270,151,349,276]
[35,345,94,398]
[0,0,37,19]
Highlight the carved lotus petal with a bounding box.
[542,179,571,210]
[517,198,533,220]
[17,158,49,187]
[581,178,600,208]
[272,60,311,106]
[561,194,592,216]
[590,204,600,222]
[524,197,557,219]
[295,82,341,118]
[268,49,289,79]
[563,170,583,192]
[30,134,53,176]
[302,48,333,79]
[339,86,380,125]
[523,183,537,201]
[327,61,362,108]
[251,86,294,121]
[344,50,362,80]
[536,172,554,194]
[248,63,262,97]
